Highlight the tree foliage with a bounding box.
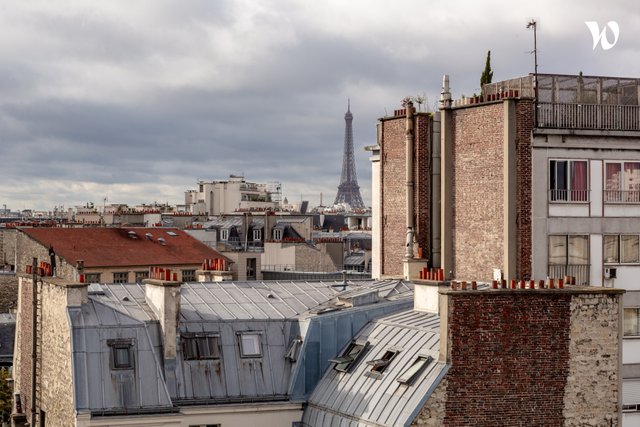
[480,50,493,87]
[0,368,11,422]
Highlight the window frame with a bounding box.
[181,269,196,282]
[113,271,129,284]
[108,339,134,370]
[134,271,149,283]
[604,234,640,264]
[253,228,262,241]
[238,332,262,358]
[182,333,221,360]
[624,307,640,337]
[220,229,229,241]
[604,161,640,203]
[273,228,283,241]
[84,273,101,283]
[329,340,370,373]
[548,159,589,203]
[548,234,589,266]
[396,355,433,385]
[365,349,400,379]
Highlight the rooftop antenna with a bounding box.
[526,19,539,124]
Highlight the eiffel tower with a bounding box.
[334,100,365,209]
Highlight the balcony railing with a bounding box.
[603,190,640,203]
[547,264,590,286]
[548,189,589,203]
[537,102,640,131]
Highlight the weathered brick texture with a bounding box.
[451,103,504,280]
[411,289,621,427]
[380,113,432,276]
[450,100,534,280]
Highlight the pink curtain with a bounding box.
[570,161,587,201]
[606,163,621,202]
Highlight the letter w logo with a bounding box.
[585,21,620,50]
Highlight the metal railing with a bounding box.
[548,189,589,203]
[537,102,640,131]
[547,264,590,286]
[603,190,640,203]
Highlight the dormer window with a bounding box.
[220,229,229,241]
[238,332,262,358]
[253,228,262,241]
[329,340,369,373]
[273,229,282,241]
[182,334,221,360]
[108,339,134,370]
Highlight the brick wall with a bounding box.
[411,288,622,426]
[451,103,504,280]
[380,113,431,276]
[515,100,534,279]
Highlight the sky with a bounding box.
[1,0,638,211]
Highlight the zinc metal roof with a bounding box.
[303,309,446,427]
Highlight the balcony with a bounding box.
[537,102,640,131]
[547,264,590,286]
[548,189,589,203]
[604,190,640,203]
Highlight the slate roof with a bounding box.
[22,227,228,268]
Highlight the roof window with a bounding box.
[182,334,221,360]
[238,332,262,358]
[397,355,433,385]
[329,340,369,373]
[366,349,399,377]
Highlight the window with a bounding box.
[220,229,229,241]
[329,340,369,373]
[238,333,262,357]
[624,308,640,337]
[113,272,129,283]
[366,350,399,375]
[605,161,640,203]
[189,424,220,427]
[253,228,262,241]
[604,235,640,264]
[182,334,221,360]
[246,258,256,280]
[549,160,588,202]
[84,273,101,283]
[182,269,196,282]
[273,228,282,241]
[135,271,149,283]
[548,235,589,265]
[108,339,134,370]
[285,338,303,362]
[397,355,433,385]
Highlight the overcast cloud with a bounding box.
[1,0,638,211]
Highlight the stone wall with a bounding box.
[410,287,622,426]
[563,293,621,426]
[451,103,505,280]
[0,274,18,312]
[411,378,447,427]
[39,281,77,426]
[380,112,432,276]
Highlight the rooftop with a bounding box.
[22,227,228,268]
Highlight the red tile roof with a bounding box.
[22,227,228,268]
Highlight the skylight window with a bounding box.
[108,339,134,370]
[166,231,178,236]
[397,355,433,385]
[366,350,399,375]
[329,340,369,373]
[238,333,262,358]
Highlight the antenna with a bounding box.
[526,19,539,124]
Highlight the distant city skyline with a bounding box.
[0,0,638,211]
